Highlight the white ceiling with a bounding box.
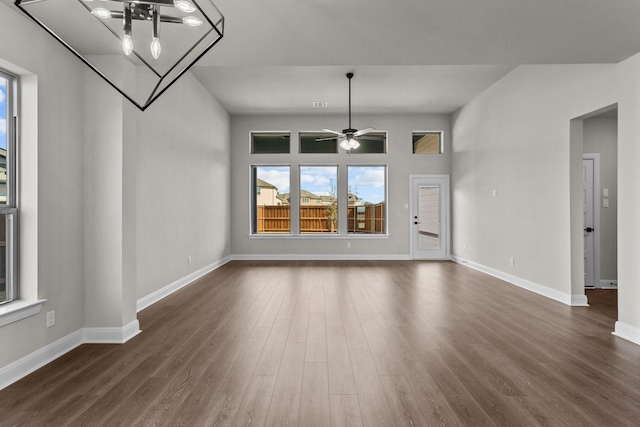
[189,0,640,115]
[9,0,640,114]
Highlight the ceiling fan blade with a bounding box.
[356,135,385,141]
[322,129,343,136]
[315,137,339,142]
[354,127,376,137]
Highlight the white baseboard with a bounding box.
[613,321,640,346]
[0,329,84,391]
[452,256,578,306]
[600,279,618,289]
[571,294,589,306]
[83,320,141,344]
[136,256,232,312]
[231,254,411,261]
[0,320,140,391]
[1,255,232,391]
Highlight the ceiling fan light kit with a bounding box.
[14,0,224,111]
[322,72,377,152]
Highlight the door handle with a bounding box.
[584,227,594,232]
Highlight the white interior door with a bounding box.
[410,175,449,259]
[583,158,596,287]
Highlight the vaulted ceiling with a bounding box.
[190,0,640,115]
[9,0,640,114]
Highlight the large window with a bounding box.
[252,166,290,233]
[299,166,338,233]
[347,166,386,234]
[0,70,17,304]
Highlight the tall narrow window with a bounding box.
[0,69,18,304]
[347,166,386,234]
[252,166,290,234]
[299,166,338,233]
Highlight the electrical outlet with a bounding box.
[347,242,351,249]
[510,257,516,267]
[187,256,192,265]
[463,245,467,253]
[46,310,55,328]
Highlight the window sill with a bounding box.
[0,299,47,328]
[249,234,389,240]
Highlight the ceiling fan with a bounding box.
[319,72,378,151]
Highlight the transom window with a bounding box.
[412,131,443,154]
[350,131,387,154]
[299,132,338,154]
[251,132,290,154]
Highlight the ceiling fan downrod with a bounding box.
[347,72,353,131]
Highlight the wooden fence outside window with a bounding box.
[256,203,385,234]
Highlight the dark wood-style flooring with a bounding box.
[1,261,638,426]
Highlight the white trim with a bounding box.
[0,299,47,327]
[83,320,141,344]
[613,321,640,346]
[571,294,589,306]
[0,329,84,390]
[583,154,601,288]
[600,279,618,289]
[452,256,577,306]
[136,256,232,312]
[0,320,141,391]
[231,254,411,261]
[409,174,451,260]
[1,258,232,391]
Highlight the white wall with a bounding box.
[451,65,617,303]
[583,117,617,282]
[135,73,231,300]
[230,114,451,257]
[0,2,85,366]
[616,53,640,343]
[0,1,232,377]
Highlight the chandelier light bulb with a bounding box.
[122,34,133,56]
[182,16,203,26]
[91,8,111,19]
[174,0,196,13]
[150,37,161,59]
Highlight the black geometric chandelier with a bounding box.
[15,0,224,110]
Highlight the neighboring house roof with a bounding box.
[256,178,277,190]
[300,189,319,199]
[277,193,290,204]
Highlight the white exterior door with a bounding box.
[410,175,450,259]
[583,158,596,287]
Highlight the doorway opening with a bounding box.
[409,174,450,259]
[572,104,618,315]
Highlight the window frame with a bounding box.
[299,165,339,235]
[298,131,339,154]
[250,131,291,154]
[0,68,18,306]
[251,164,292,235]
[346,164,387,235]
[349,131,387,154]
